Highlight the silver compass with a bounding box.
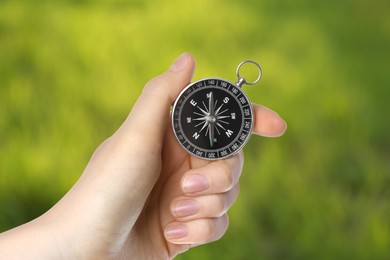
[172,60,262,160]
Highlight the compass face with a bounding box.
[172,78,253,160]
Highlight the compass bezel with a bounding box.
[172,78,254,160]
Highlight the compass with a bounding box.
[172,60,262,160]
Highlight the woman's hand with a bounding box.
[0,53,286,259]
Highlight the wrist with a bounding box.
[0,215,73,260]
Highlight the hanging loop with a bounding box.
[235,60,262,87]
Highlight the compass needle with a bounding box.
[209,124,215,147]
[209,91,215,116]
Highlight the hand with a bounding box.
[0,53,287,259]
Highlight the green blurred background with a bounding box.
[1,0,389,259]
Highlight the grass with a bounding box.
[1,0,389,259]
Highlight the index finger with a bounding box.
[180,151,244,196]
[252,104,287,137]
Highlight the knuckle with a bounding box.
[221,165,234,190]
[217,155,243,191]
[214,214,229,241]
[197,215,230,243]
[227,151,244,174]
[216,194,227,217]
[201,219,215,241]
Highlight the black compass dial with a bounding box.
[172,78,253,160]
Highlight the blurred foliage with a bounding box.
[1,0,390,259]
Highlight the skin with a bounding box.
[0,53,287,259]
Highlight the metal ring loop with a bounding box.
[236,60,262,86]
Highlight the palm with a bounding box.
[123,125,210,259]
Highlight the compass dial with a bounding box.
[172,78,253,160]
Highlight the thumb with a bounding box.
[49,54,196,243]
[114,53,196,151]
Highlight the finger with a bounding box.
[180,151,244,195]
[114,53,196,151]
[253,104,287,137]
[170,184,240,221]
[164,214,229,245]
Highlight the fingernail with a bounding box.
[172,199,199,218]
[169,53,189,72]
[183,174,209,193]
[165,223,188,240]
